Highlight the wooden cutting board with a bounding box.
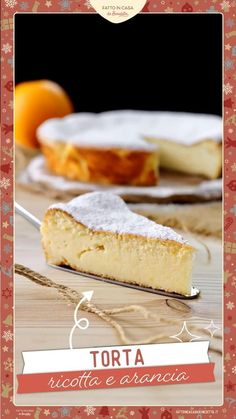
[14,188,223,406]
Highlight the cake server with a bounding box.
[15,202,200,300]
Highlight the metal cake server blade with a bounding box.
[15,202,200,300]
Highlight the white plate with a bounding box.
[19,156,222,203]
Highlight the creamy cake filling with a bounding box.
[41,192,195,296]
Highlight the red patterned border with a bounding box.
[1,1,236,418]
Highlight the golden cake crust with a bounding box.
[40,142,159,186]
[43,208,194,250]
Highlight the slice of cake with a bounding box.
[41,192,195,296]
[37,116,159,186]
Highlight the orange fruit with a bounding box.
[15,80,73,149]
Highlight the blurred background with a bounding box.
[15,13,222,115]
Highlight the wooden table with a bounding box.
[14,188,223,406]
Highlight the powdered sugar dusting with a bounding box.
[37,111,222,148]
[37,116,156,151]
[49,192,188,243]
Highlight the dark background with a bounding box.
[15,13,222,115]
